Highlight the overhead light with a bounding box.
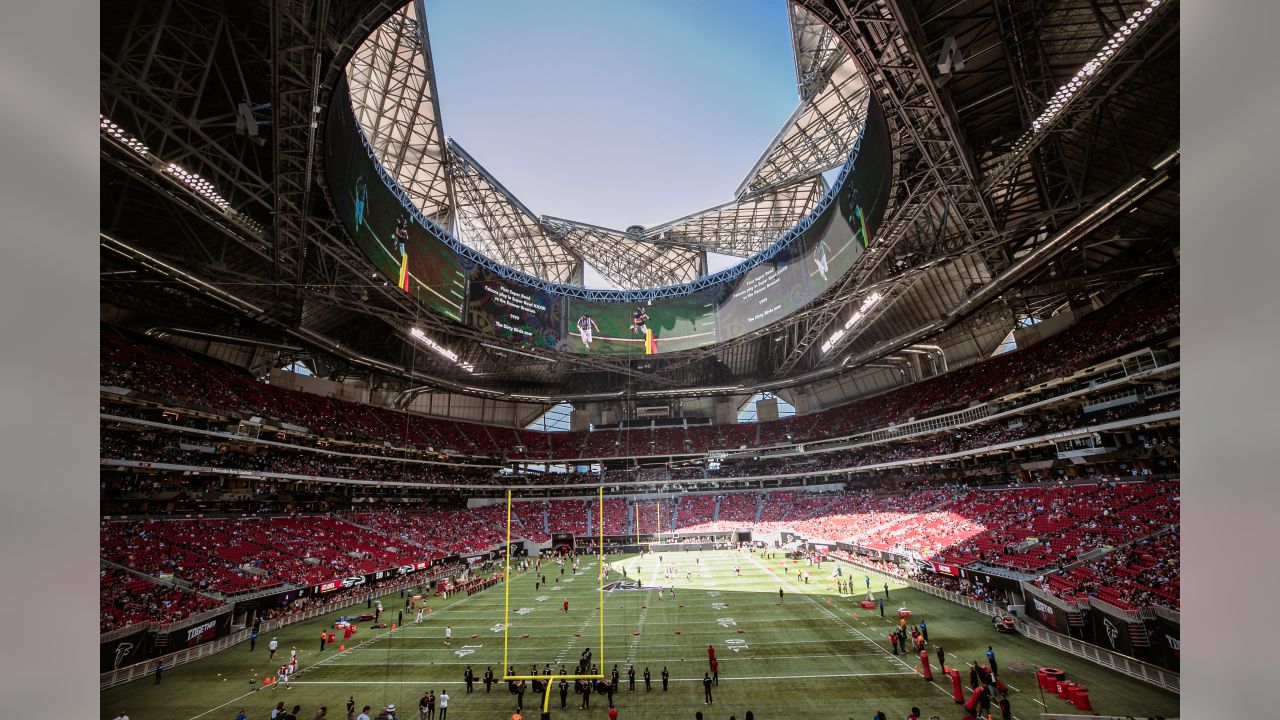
[408,327,474,373]
[1003,0,1165,156]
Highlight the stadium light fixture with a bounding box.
[409,327,475,373]
[99,115,151,158]
[101,114,267,237]
[1023,0,1165,135]
[821,292,882,353]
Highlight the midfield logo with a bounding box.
[601,580,648,593]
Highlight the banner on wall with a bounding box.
[162,610,234,651]
[100,627,153,673]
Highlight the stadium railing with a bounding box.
[827,555,1179,693]
[1040,716,1178,720]
[100,603,232,643]
[100,573,425,690]
[1014,619,1179,692]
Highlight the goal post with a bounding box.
[501,487,607,716]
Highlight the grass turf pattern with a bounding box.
[102,550,1178,720]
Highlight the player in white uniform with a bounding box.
[444,625,452,646]
[576,314,600,350]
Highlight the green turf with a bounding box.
[102,550,1179,720]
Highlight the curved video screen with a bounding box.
[326,79,891,355]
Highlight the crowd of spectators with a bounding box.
[100,283,1178,463]
[100,567,223,632]
[1037,526,1180,611]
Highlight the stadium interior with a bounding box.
[99,0,1181,718]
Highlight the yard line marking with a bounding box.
[746,553,961,704]
[186,584,487,720]
[285,670,915,686]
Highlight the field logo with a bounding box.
[455,644,482,657]
[602,579,647,593]
[716,618,737,627]
[725,638,748,653]
[490,623,508,633]
[1102,618,1119,648]
[514,607,534,615]
[711,602,729,610]
[113,642,134,669]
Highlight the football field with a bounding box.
[102,550,1179,719]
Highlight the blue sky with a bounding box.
[423,0,799,232]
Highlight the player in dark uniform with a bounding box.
[483,667,494,693]
[661,666,669,691]
[643,666,652,691]
[630,306,649,335]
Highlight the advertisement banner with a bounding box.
[1021,583,1073,634]
[162,610,233,651]
[310,564,429,596]
[100,627,152,673]
[1149,614,1180,671]
[931,562,960,577]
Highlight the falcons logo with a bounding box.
[1103,618,1119,649]
[114,642,134,669]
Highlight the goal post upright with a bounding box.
[503,488,512,677]
[500,486,606,720]
[597,484,605,674]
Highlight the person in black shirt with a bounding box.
[999,692,1012,720]
[702,673,713,704]
[515,681,525,712]
[484,667,494,693]
[463,666,474,693]
[559,679,569,709]
[606,679,615,709]
[661,666,669,691]
[628,665,636,691]
[578,680,590,710]
[936,645,945,671]
[643,666,652,691]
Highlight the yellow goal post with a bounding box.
[501,487,607,715]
